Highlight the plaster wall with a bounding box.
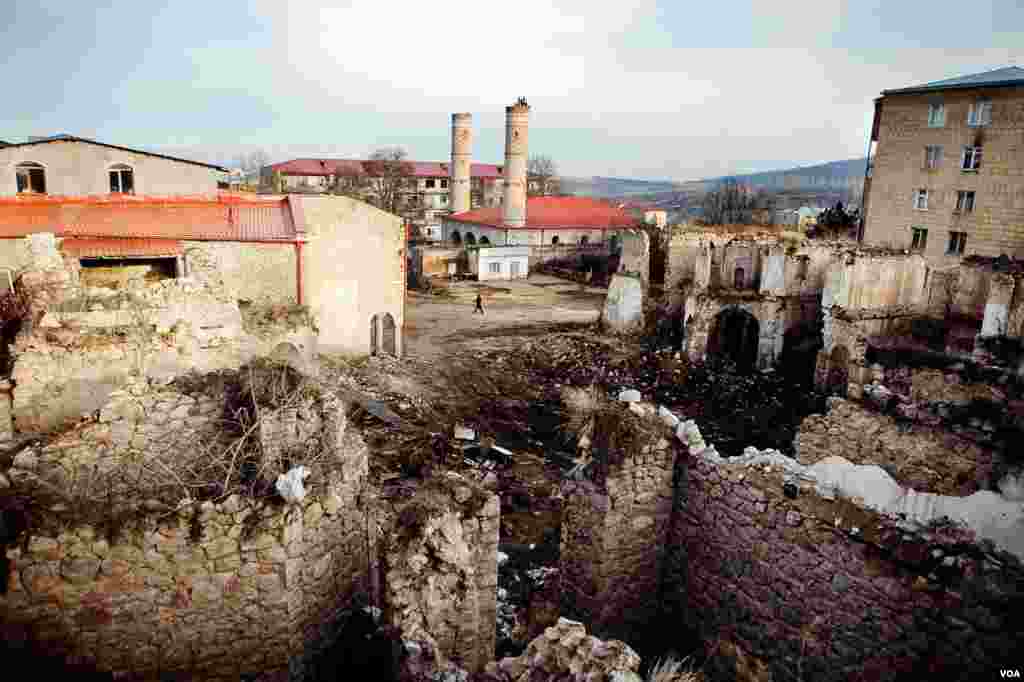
[298,196,405,357]
[0,140,221,197]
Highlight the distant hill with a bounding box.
[685,158,868,193]
[560,176,679,198]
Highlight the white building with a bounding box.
[470,245,530,281]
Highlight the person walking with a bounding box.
[473,292,485,315]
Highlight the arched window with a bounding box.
[451,230,462,245]
[382,314,397,356]
[465,233,477,245]
[109,164,135,194]
[479,236,490,245]
[551,235,559,245]
[580,235,589,245]
[15,162,46,194]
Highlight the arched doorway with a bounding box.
[780,322,823,385]
[707,308,760,369]
[451,230,462,245]
[370,315,379,355]
[382,314,397,356]
[465,233,477,245]
[826,346,850,396]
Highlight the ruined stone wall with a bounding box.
[559,404,679,643]
[186,241,297,304]
[2,383,373,681]
[380,476,500,673]
[684,293,818,369]
[665,233,704,291]
[617,230,649,287]
[663,425,1024,682]
[7,233,314,434]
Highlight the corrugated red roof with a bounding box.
[60,238,184,258]
[0,194,297,242]
[446,196,637,229]
[267,158,502,179]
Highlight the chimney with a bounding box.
[502,97,530,227]
[450,113,473,214]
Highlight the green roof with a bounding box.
[882,66,1024,96]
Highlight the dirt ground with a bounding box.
[403,274,607,361]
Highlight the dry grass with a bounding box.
[646,655,703,682]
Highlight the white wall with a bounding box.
[477,246,529,281]
[0,140,222,196]
[299,195,405,356]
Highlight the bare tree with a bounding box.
[528,155,560,197]
[329,162,369,199]
[699,179,756,225]
[364,147,415,215]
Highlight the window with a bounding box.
[441,195,448,205]
[924,145,943,169]
[955,191,975,213]
[913,188,929,210]
[733,267,745,288]
[947,231,968,255]
[15,162,46,194]
[961,146,982,171]
[927,102,945,127]
[968,98,992,127]
[425,178,436,189]
[910,227,928,251]
[109,164,134,194]
[489,262,501,273]
[441,178,449,189]
[551,235,559,245]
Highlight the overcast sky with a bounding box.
[2,1,1022,181]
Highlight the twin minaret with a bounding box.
[449,97,530,227]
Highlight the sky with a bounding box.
[2,1,1022,181]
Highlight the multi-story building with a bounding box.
[262,158,504,238]
[861,66,1024,262]
[0,134,228,196]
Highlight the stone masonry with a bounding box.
[559,397,681,643]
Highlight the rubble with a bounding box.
[276,465,311,503]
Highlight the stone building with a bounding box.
[0,134,227,197]
[861,66,1024,262]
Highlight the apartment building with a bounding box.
[861,66,1024,262]
[262,158,504,238]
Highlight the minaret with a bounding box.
[450,113,473,214]
[502,97,530,227]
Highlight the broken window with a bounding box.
[425,178,436,189]
[551,235,559,245]
[955,190,975,213]
[15,162,46,194]
[78,257,178,289]
[924,145,943,169]
[910,227,928,251]
[441,178,449,189]
[927,101,945,127]
[913,189,929,210]
[947,231,968,255]
[961,146,982,171]
[968,98,992,127]
[109,164,134,194]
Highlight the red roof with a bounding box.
[61,238,184,258]
[0,194,298,243]
[267,158,502,179]
[446,196,637,229]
